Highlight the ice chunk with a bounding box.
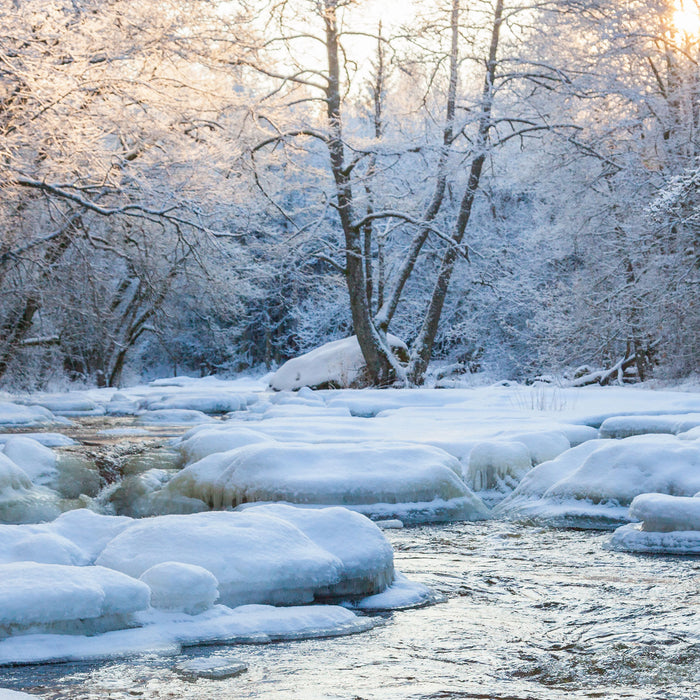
[0,689,39,699]
[501,431,570,465]
[15,394,102,417]
[178,426,271,465]
[544,435,700,505]
[42,508,133,563]
[350,572,434,610]
[0,453,61,524]
[465,441,532,496]
[96,510,344,607]
[0,562,150,636]
[269,334,407,391]
[48,509,132,563]
[0,433,75,447]
[140,562,219,615]
[1,437,57,485]
[242,504,394,597]
[609,521,700,554]
[164,441,489,524]
[0,603,373,666]
[174,656,247,680]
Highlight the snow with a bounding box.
[0,690,39,699]
[175,656,247,679]
[136,409,216,425]
[241,504,395,597]
[162,441,489,524]
[95,508,394,606]
[140,562,219,615]
[350,572,434,610]
[628,493,700,532]
[1,437,57,484]
[0,433,75,447]
[465,440,532,501]
[178,426,271,465]
[0,604,374,667]
[269,334,408,391]
[0,453,61,524]
[0,403,56,428]
[143,392,252,414]
[599,413,700,438]
[0,562,150,635]
[497,436,700,528]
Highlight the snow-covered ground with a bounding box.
[0,374,699,673]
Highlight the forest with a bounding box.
[1,0,698,389]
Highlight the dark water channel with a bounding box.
[2,521,698,700]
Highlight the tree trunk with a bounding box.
[407,0,504,384]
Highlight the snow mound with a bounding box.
[242,504,394,598]
[0,526,88,566]
[0,403,56,428]
[500,431,570,466]
[1,437,57,485]
[350,572,434,610]
[140,562,219,615]
[96,508,392,606]
[0,433,75,447]
[163,441,488,524]
[609,493,700,554]
[143,392,252,414]
[136,409,215,425]
[0,562,150,637]
[178,426,271,465]
[496,436,700,529]
[16,395,103,417]
[600,413,700,438]
[269,334,407,391]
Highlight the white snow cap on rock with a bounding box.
[163,441,489,524]
[96,507,395,606]
[269,334,407,391]
[139,562,219,615]
[0,562,150,636]
[1,437,57,485]
[609,494,700,555]
[496,435,700,529]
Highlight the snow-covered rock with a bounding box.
[96,508,393,606]
[1,437,57,485]
[0,562,150,636]
[0,403,56,428]
[500,430,571,466]
[177,426,271,465]
[609,494,700,555]
[599,413,700,439]
[243,504,394,598]
[140,562,219,615]
[136,409,215,425]
[269,334,408,391]
[163,441,489,524]
[143,392,252,414]
[496,436,700,529]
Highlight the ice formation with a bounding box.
[465,440,532,501]
[0,453,61,524]
[269,334,407,391]
[1,437,58,485]
[163,441,489,523]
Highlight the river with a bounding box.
[2,520,698,699]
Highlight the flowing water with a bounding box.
[1,521,698,700]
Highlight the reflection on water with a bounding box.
[1,522,698,700]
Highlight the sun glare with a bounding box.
[672,0,700,39]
